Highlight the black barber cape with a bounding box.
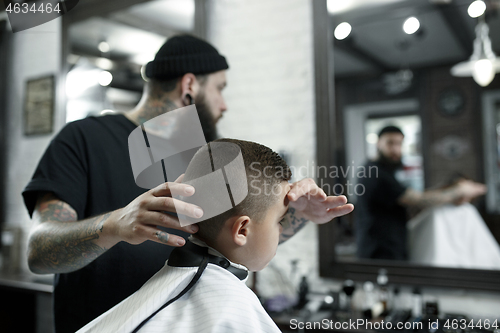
[22,114,189,333]
[355,160,408,260]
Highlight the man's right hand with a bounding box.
[399,179,487,208]
[454,179,487,205]
[107,178,202,247]
[28,175,202,274]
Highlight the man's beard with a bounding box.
[194,93,219,142]
[377,149,403,170]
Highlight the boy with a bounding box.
[76,138,291,333]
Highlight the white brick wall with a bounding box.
[206,0,320,299]
[4,18,62,274]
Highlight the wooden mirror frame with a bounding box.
[311,0,500,292]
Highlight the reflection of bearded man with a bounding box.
[376,126,405,171]
[377,148,403,170]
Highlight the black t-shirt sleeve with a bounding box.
[22,122,88,218]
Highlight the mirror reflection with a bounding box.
[329,0,500,270]
[65,0,195,122]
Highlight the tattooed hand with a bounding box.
[109,175,201,247]
[28,174,201,274]
[287,178,354,224]
[279,178,354,243]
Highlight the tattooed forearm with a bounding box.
[29,196,112,274]
[279,207,309,244]
[400,187,461,208]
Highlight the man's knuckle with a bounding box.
[135,211,145,220]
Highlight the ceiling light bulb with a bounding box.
[472,59,495,86]
[451,21,500,87]
[98,41,110,53]
[468,0,486,18]
[95,58,113,70]
[334,22,352,40]
[403,17,420,34]
[98,71,113,86]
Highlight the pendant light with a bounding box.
[450,20,500,87]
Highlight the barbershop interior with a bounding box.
[1,0,500,332]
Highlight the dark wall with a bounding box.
[419,67,482,187]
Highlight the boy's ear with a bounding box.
[231,215,251,246]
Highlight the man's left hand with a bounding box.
[287,178,354,224]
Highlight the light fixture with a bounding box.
[95,57,113,70]
[66,68,102,98]
[98,41,110,53]
[327,0,353,15]
[334,22,352,40]
[451,21,500,87]
[468,0,486,18]
[98,71,113,86]
[403,17,420,35]
[366,133,378,144]
[132,53,155,66]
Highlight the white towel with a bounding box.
[76,251,281,333]
[407,203,500,269]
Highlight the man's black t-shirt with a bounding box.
[22,114,188,333]
[355,160,408,260]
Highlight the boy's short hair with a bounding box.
[183,138,291,241]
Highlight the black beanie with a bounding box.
[145,35,229,80]
[378,125,404,137]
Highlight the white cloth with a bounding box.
[76,238,281,333]
[407,203,500,269]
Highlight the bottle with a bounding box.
[392,286,401,309]
[376,269,390,315]
[363,281,376,311]
[412,288,423,318]
[342,279,356,314]
[296,275,309,310]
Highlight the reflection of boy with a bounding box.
[77,139,290,333]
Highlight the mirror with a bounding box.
[63,0,197,123]
[319,0,500,290]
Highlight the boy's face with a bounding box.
[246,181,290,271]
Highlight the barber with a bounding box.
[355,125,486,261]
[23,35,353,332]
